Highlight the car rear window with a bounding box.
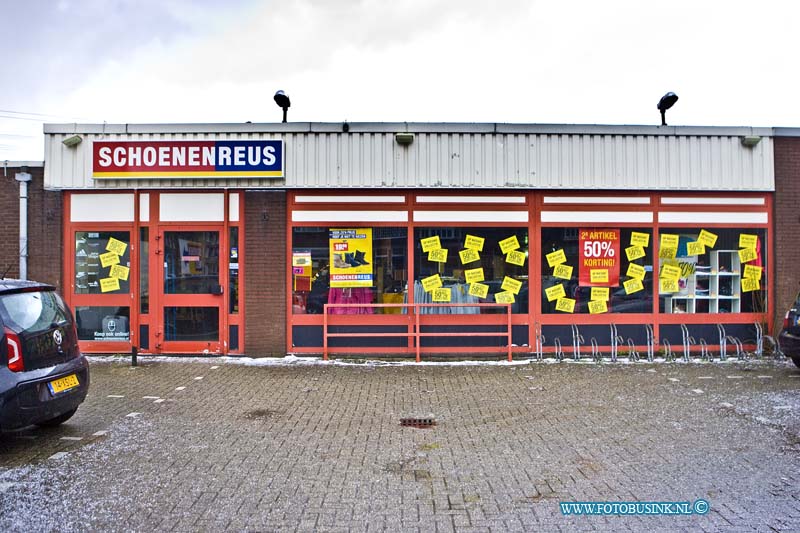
[0,290,69,335]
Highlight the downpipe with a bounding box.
[15,169,31,280]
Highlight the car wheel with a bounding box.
[35,408,78,428]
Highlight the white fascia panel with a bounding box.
[413,211,529,223]
[229,193,240,222]
[140,193,150,222]
[660,197,765,206]
[292,211,408,222]
[71,193,135,222]
[160,193,225,222]
[294,195,406,203]
[415,196,526,204]
[540,211,653,223]
[658,212,768,224]
[543,196,651,205]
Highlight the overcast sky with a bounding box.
[2,0,798,161]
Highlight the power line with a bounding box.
[0,109,96,122]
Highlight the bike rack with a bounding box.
[533,323,545,361]
[717,324,728,361]
[590,337,602,362]
[645,324,656,362]
[662,338,673,361]
[754,322,783,359]
[571,324,584,361]
[699,338,711,361]
[726,335,746,360]
[610,324,624,363]
[627,339,640,362]
[554,337,564,361]
[680,324,694,362]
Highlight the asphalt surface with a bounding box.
[1,356,799,532]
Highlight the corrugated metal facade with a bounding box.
[43,123,775,191]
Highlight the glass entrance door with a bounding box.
[158,228,225,353]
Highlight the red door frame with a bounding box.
[64,190,244,355]
[63,193,139,354]
[153,224,227,354]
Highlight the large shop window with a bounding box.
[657,228,767,314]
[540,228,653,315]
[414,228,528,314]
[291,227,408,314]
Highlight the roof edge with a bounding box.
[43,122,776,137]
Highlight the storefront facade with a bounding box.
[42,123,776,356]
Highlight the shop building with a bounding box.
[27,123,790,357]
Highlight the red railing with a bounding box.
[323,303,513,362]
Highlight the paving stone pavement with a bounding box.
[1,356,799,532]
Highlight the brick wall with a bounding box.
[0,166,62,289]
[244,190,286,356]
[773,137,800,333]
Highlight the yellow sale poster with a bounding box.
[329,228,373,288]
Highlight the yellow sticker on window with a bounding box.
[591,287,609,301]
[660,234,679,249]
[468,282,489,299]
[659,247,677,259]
[545,284,566,302]
[739,234,758,249]
[106,237,127,256]
[590,269,609,283]
[464,268,485,284]
[630,232,650,247]
[660,264,681,280]
[624,278,644,294]
[100,251,121,268]
[741,278,760,292]
[698,230,718,248]
[660,278,679,293]
[546,249,567,267]
[428,248,448,263]
[588,300,608,314]
[555,297,576,313]
[743,265,763,280]
[506,250,526,267]
[738,247,758,264]
[464,234,485,251]
[100,277,120,293]
[494,291,515,304]
[421,236,441,252]
[499,235,520,254]
[686,241,705,256]
[109,264,130,281]
[459,249,480,264]
[626,263,646,281]
[553,264,573,280]
[625,245,645,261]
[421,274,442,292]
[432,288,451,302]
[501,276,522,295]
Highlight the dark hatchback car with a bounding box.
[0,280,89,431]
[779,291,800,368]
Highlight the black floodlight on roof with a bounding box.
[274,90,291,123]
[657,92,679,126]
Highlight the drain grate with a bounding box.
[400,417,436,429]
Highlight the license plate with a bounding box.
[48,374,79,395]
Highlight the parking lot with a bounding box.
[1,356,799,532]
